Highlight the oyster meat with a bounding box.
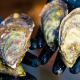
[40,0,68,51]
[59,8,80,67]
[0,13,34,76]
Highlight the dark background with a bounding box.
[0,0,80,80]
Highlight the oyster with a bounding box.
[0,59,26,77]
[0,13,34,76]
[40,0,68,51]
[59,8,80,67]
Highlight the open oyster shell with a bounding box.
[0,13,34,69]
[59,8,80,67]
[40,0,68,51]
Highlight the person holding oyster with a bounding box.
[0,0,80,80]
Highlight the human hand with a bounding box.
[38,0,80,75]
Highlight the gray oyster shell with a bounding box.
[40,0,68,51]
[0,13,34,69]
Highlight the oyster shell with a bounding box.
[0,13,34,76]
[59,8,80,67]
[0,59,26,77]
[40,0,68,51]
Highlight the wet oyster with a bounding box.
[59,8,80,67]
[0,13,34,76]
[40,0,68,51]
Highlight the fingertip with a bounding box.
[30,38,38,50]
[38,43,55,65]
[0,73,19,80]
[47,0,54,3]
[52,51,66,75]
[37,38,44,49]
[38,53,48,65]
[52,62,66,75]
[69,57,80,74]
[52,65,63,75]
[31,58,41,67]
[0,17,3,23]
[69,67,80,74]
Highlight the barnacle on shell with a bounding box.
[0,13,34,76]
[40,0,68,51]
[59,8,80,67]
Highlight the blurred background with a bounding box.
[0,0,80,80]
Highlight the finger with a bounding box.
[30,37,45,50]
[0,73,19,80]
[22,52,40,67]
[0,73,37,80]
[35,26,45,49]
[30,27,45,50]
[29,38,38,50]
[69,57,80,74]
[62,0,80,12]
[38,43,58,65]
[0,17,3,23]
[19,72,37,80]
[52,51,66,75]
[47,0,54,3]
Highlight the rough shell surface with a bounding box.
[59,8,80,67]
[0,13,34,76]
[40,0,68,51]
[0,59,26,77]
